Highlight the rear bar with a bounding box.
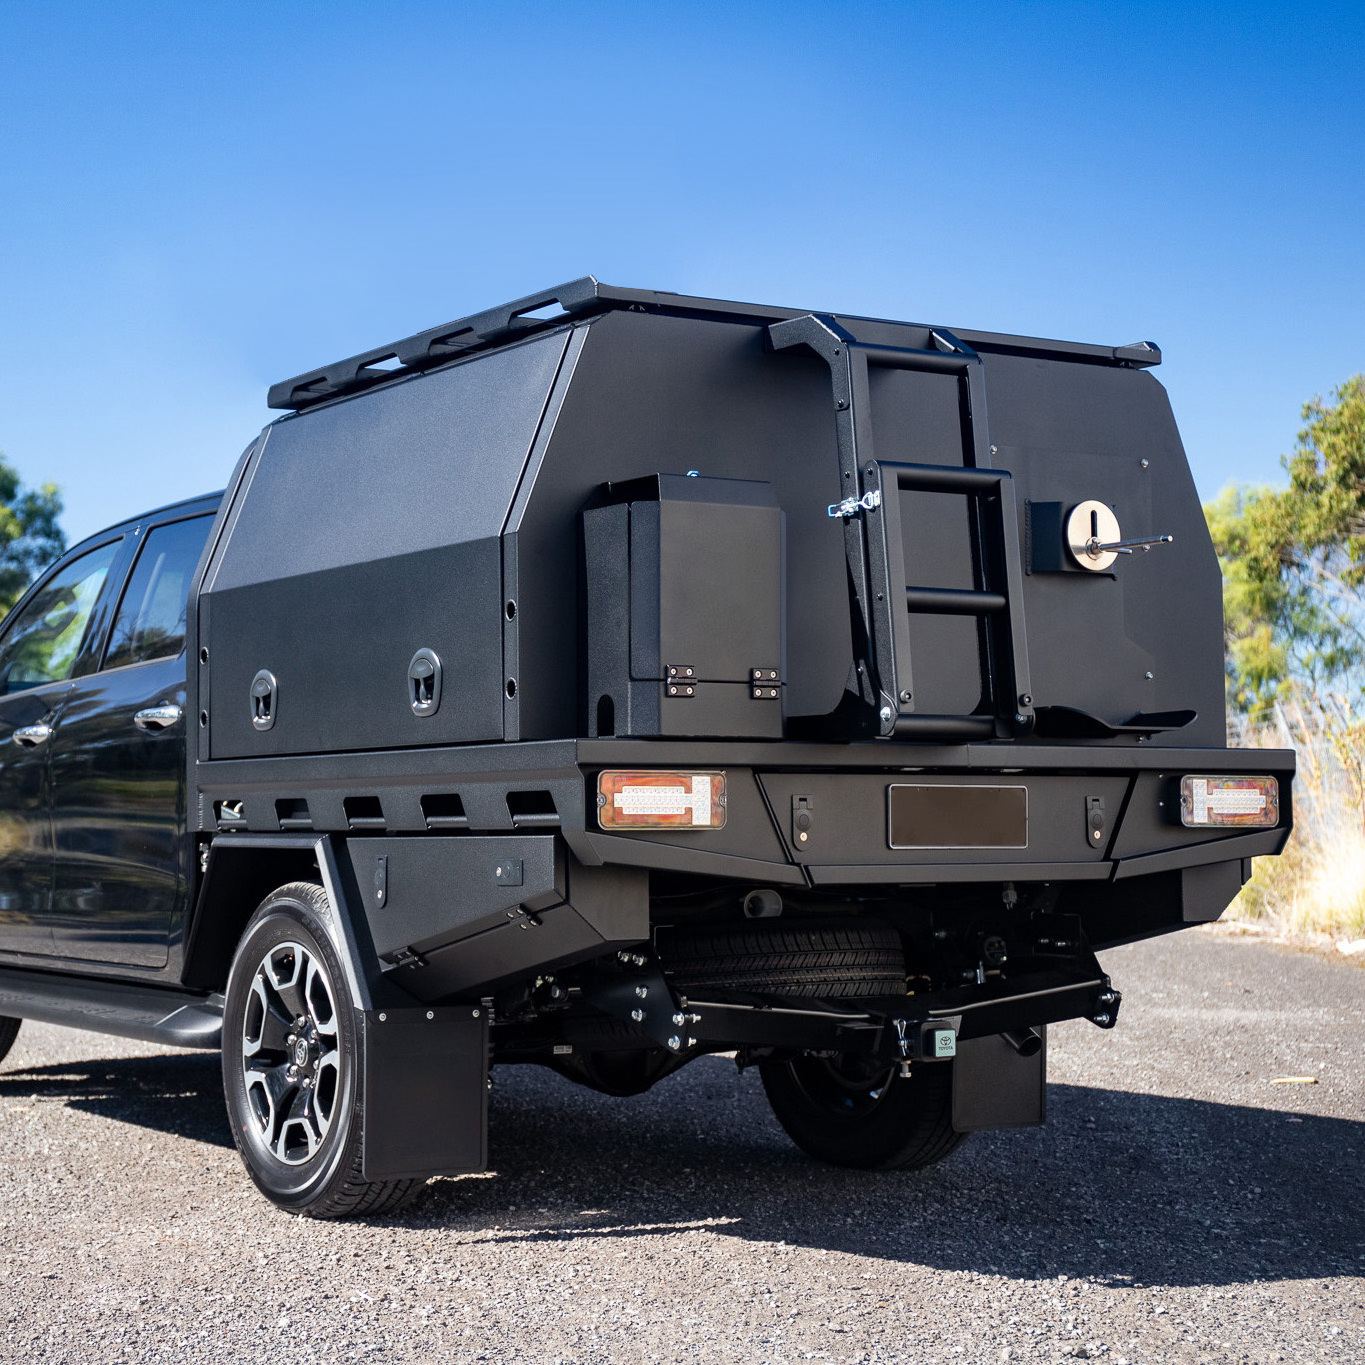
[680,963,1113,1056]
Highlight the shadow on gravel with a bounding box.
[0,1050,232,1148]
[409,1057,1365,1291]
[3,1049,1361,1291]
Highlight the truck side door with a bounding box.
[47,513,214,968]
[0,538,126,957]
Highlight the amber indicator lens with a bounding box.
[1179,775,1279,828]
[597,771,728,830]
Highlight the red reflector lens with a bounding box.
[597,771,727,830]
[1179,775,1279,828]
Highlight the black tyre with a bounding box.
[222,881,419,1219]
[0,1016,19,1066]
[760,1053,967,1171]
[660,919,906,1000]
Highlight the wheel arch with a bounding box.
[183,836,372,1008]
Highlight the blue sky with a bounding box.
[1,1,1362,545]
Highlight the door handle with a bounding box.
[133,703,183,732]
[12,722,53,748]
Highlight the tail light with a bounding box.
[1179,775,1279,828]
[597,771,728,830]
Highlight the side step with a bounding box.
[0,965,223,1049]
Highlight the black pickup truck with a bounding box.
[0,280,1293,1218]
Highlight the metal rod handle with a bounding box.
[1088,533,1173,555]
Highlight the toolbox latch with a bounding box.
[407,648,443,717]
[250,670,277,732]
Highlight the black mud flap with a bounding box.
[951,1028,1048,1133]
[361,1005,489,1181]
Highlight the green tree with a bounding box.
[0,453,66,616]
[1207,375,1365,713]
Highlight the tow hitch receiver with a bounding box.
[896,1017,959,1076]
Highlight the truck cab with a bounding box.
[0,494,218,968]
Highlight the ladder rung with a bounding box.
[893,463,1004,495]
[905,586,1007,615]
[892,713,997,739]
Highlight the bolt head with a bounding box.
[635,984,648,999]
[631,1008,645,1023]
[426,1010,435,1020]
[1094,1012,1111,1026]
[667,1035,682,1051]
[879,705,893,724]
[673,1013,685,1026]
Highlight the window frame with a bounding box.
[96,511,217,676]
[0,532,132,696]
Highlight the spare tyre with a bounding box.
[658,918,906,999]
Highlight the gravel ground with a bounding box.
[0,928,1361,1365]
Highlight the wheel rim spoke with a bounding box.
[243,977,293,1059]
[266,946,307,1021]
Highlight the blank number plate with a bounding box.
[888,784,1028,850]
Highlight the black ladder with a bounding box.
[769,314,1035,741]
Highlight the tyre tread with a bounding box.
[661,919,906,998]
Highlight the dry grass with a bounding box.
[1228,694,1365,947]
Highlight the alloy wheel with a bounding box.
[240,940,342,1165]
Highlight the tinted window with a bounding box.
[105,516,213,670]
[0,541,121,694]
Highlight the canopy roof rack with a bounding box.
[267,276,1161,413]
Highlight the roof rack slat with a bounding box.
[266,276,605,411]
